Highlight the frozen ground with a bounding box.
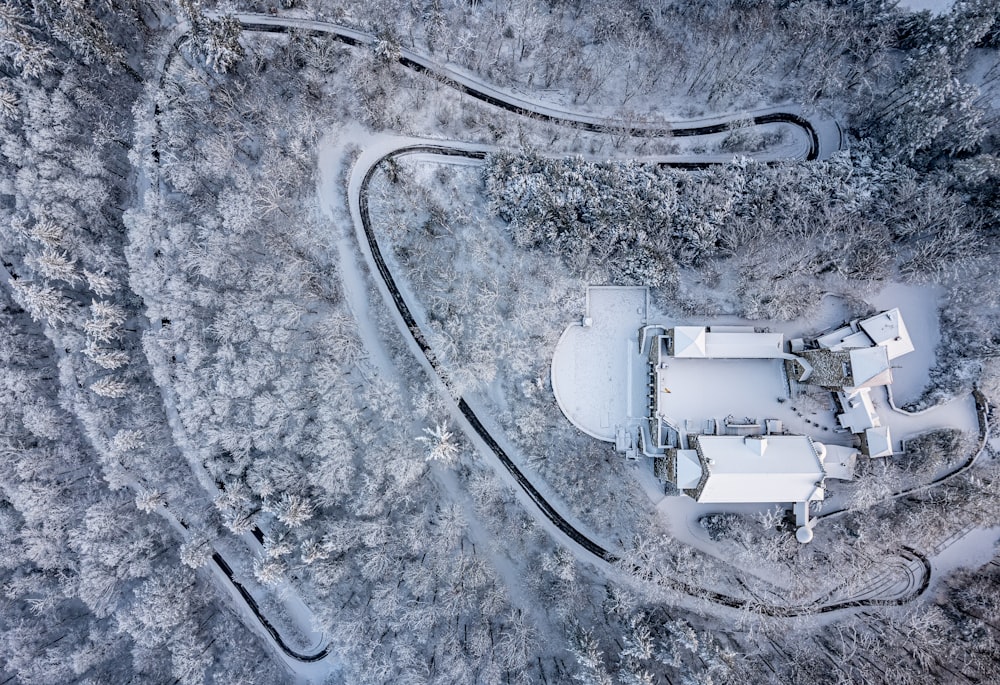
[877,387,980,445]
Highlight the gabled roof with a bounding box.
[863,426,893,458]
[672,326,707,357]
[848,346,892,389]
[860,308,914,360]
[675,449,702,489]
[686,435,825,504]
[837,389,880,433]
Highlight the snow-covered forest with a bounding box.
[1,0,999,683]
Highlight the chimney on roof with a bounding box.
[745,436,767,456]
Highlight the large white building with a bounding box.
[551,287,916,542]
[671,435,825,505]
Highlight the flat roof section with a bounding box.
[667,328,785,359]
[704,331,785,358]
[655,357,791,424]
[550,287,648,442]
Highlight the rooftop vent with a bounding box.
[745,436,768,456]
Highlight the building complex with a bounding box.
[551,287,914,542]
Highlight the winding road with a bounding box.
[139,12,980,668]
[230,13,838,163]
[350,142,939,617]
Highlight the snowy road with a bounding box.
[132,13,990,676]
[237,10,965,623]
[227,12,841,163]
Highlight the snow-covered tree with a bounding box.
[179,533,213,570]
[274,493,314,528]
[84,343,129,369]
[135,489,166,513]
[418,421,461,463]
[204,15,244,74]
[90,376,129,399]
[569,628,614,685]
[84,300,126,343]
[11,282,73,324]
[253,557,286,587]
[0,84,18,119]
[300,538,329,564]
[82,269,117,297]
[27,250,78,285]
[26,219,65,248]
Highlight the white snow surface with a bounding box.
[228,13,842,161]
[871,282,941,406]
[550,287,648,442]
[895,0,955,13]
[123,12,995,681]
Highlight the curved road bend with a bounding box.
[213,554,332,662]
[143,26,334,666]
[354,144,931,617]
[816,388,991,521]
[231,14,824,160]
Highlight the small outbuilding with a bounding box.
[862,425,894,458]
[859,308,914,361]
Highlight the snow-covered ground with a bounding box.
[656,358,844,439]
[871,282,941,406]
[551,285,850,445]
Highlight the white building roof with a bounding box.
[848,346,892,389]
[669,327,785,359]
[838,330,875,349]
[837,389,880,433]
[822,444,858,481]
[860,308,914,360]
[865,426,894,458]
[675,449,702,489]
[816,324,856,350]
[672,327,707,357]
[690,435,825,504]
[703,331,785,358]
